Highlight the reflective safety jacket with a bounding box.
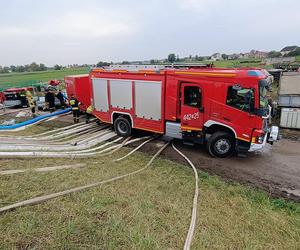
[26,91,36,108]
[86,105,94,114]
[70,97,80,110]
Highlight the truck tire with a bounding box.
[206,132,235,158]
[114,117,132,137]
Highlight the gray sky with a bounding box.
[0,0,299,66]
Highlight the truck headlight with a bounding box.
[257,136,264,144]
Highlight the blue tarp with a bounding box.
[0,108,71,130]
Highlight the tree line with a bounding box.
[0,62,47,74]
[267,48,300,58]
[165,53,206,63]
[0,62,66,74]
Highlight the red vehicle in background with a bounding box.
[3,87,34,108]
[0,92,5,103]
[0,92,6,110]
[87,67,279,157]
[64,74,91,111]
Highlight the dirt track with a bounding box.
[141,138,300,202]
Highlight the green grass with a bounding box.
[0,124,299,249]
[296,55,300,62]
[0,68,89,91]
[210,59,263,68]
[186,58,264,68]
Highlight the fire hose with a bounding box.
[0,108,72,130]
[0,130,116,152]
[0,126,102,145]
[172,142,199,250]
[0,134,198,250]
[0,140,170,214]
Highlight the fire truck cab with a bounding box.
[89,67,279,157]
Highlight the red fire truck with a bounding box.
[65,74,91,111]
[88,67,278,157]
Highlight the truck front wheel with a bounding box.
[114,117,132,137]
[207,132,235,158]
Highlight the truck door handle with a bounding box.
[199,107,204,113]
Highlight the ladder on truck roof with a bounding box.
[104,63,211,72]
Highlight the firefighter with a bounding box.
[86,105,94,124]
[44,89,50,111]
[26,90,36,117]
[45,89,55,112]
[56,90,66,109]
[70,94,80,123]
[20,90,27,107]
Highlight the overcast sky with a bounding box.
[0,0,299,66]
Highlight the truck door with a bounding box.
[180,83,204,131]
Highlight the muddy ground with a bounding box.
[134,135,300,202]
[158,139,300,202]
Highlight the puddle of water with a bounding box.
[281,188,300,197]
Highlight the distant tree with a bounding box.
[121,61,130,65]
[150,59,160,64]
[0,66,9,73]
[168,53,176,63]
[189,55,192,59]
[29,62,40,71]
[24,64,29,71]
[54,64,62,70]
[96,61,110,67]
[287,47,300,56]
[198,56,204,61]
[3,66,10,73]
[39,63,47,71]
[176,54,180,62]
[222,54,229,60]
[16,65,25,72]
[10,65,16,72]
[267,51,282,58]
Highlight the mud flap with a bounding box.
[236,139,250,157]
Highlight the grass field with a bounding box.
[209,59,264,68]
[0,122,299,249]
[181,59,268,68]
[0,68,89,91]
[296,55,300,62]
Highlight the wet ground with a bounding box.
[139,138,300,202]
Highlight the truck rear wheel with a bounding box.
[114,117,132,137]
[207,132,235,158]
